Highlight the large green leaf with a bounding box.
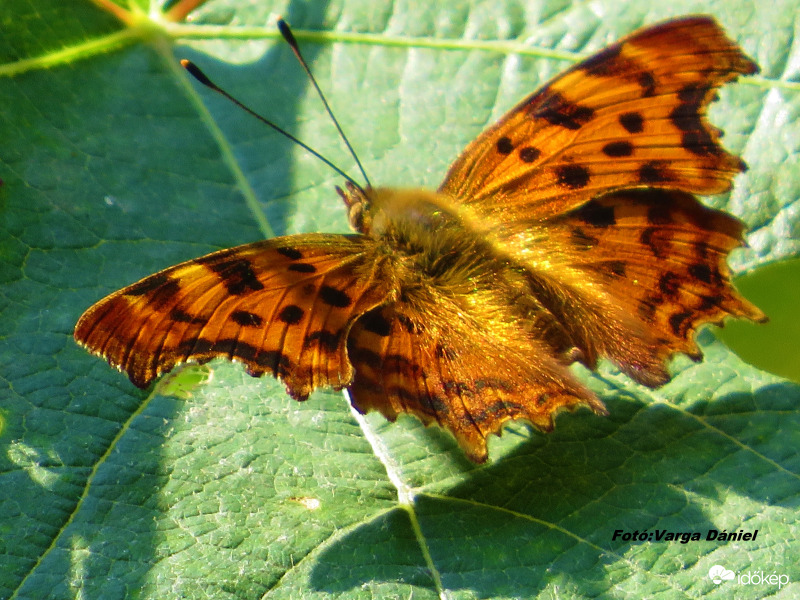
[1,1,798,599]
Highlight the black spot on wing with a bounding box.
[231,310,264,327]
[579,44,622,75]
[575,200,616,227]
[497,137,514,155]
[469,398,528,426]
[669,311,694,337]
[203,258,264,295]
[670,85,706,130]
[358,309,392,337]
[277,247,303,260]
[619,112,644,134]
[658,272,681,298]
[678,83,710,104]
[696,294,724,312]
[602,141,634,157]
[288,263,316,273]
[319,285,352,308]
[306,329,341,351]
[669,84,721,156]
[637,71,656,97]
[578,45,655,96]
[638,161,674,184]
[556,164,591,189]
[423,392,451,416]
[177,337,210,357]
[689,263,715,284]
[278,305,304,325]
[531,91,595,130]
[125,273,171,296]
[519,147,541,163]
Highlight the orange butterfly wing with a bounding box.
[529,189,766,387]
[439,16,757,222]
[347,302,605,463]
[431,16,765,390]
[74,234,392,399]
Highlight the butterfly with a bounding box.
[75,16,766,463]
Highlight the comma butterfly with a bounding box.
[75,16,766,462]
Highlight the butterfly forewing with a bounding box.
[439,16,758,222]
[75,234,393,399]
[522,189,767,387]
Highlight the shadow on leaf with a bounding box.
[309,379,800,597]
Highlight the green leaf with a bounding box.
[2,1,798,599]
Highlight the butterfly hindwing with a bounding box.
[439,16,758,222]
[74,234,392,399]
[346,303,605,463]
[511,189,768,387]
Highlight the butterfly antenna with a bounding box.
[181,59,364,191]
[277,18,372,189]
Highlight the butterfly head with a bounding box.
[336,181,372,234]
[337,180,464,241]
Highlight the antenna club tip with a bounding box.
[181,59,216,89]
[277,18,298,47]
